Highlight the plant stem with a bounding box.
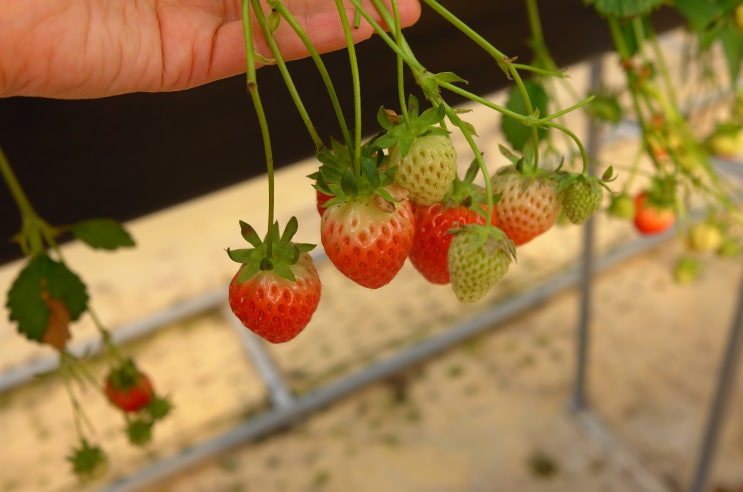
[335,0,363,175]
[242,0,275,256]
[251,0,324,152]
[389,0,409,121]
[272,1,352,149]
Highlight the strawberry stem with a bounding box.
[242,0,275,257]
[335,0,363,177]
[271,1,353,150]
[0,146,60,257]
[389,0,409,123]
[250,0,324,152]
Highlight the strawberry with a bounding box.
[490,166,561,246]
[227,217,321,343]
[687,221,722,253]
[321,192,415,289]
[408,160,497,285]
[633,191,675,234]
[409,202,486,284]
[104,360,155,413]
[558,177,603,225]
[375,95,454,206]
[389,133,457,206]
[607,192,635,219]
[447,224,516,303]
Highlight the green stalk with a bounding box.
[242,0,275,256]
[250,0,323,151]
[389,0,409,121]
[0,145,58,256]
[334,0,363,175]
[271,1,352,149]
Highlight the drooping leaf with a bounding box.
[71,219,135,250]
[6,254,88,344]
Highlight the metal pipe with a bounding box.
[688,261,743,492]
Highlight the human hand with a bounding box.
[0,0,421,99]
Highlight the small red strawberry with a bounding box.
[633,191,675,235]
[447,224,516,303]
[104,361,155,413]
[490,166,561,246]
[227,217,321,343]
[321,192,415,289]
[390,133,457,206]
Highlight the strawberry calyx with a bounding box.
[106,358,146,391]
[374,94,448,157]
[67,439,109,480]
[310,138,396,207]
[443,158,494,219]
[449,223,517,263]
[227,216,315,283]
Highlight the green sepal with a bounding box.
[227,217,315,284]
[6,253,89,344]
[374,94,448,156]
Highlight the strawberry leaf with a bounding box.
[587,0,663,18]
[501,80,549,152]
[6,254,88,343]
[240,221,262,247]
[71,219,135,250]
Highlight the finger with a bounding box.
[206,0,420,86]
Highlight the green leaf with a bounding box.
[71,219,135,250]
[501,81,549,152]
[674,0,723,32]
[6,254,88,343]
[588,0,663,18]
[719,23,743,85]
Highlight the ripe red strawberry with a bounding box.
[104,362,155,413]
[559,177,603,224]
[633,191,675,234]
[448,224,516,303]
[390,133,457,206]
[229,252,321,343]
[321,193,415,288]
[228,217,321,343]
[490,166,561,246]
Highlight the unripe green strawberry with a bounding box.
[688,222,722,253]
[674,256,702,285]
[607,192,635,220]
[559,178,603,224]
[447,225,515,303]
[390,134,457,206]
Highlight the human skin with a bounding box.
[0,0,421,99]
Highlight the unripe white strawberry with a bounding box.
[390,134,457,206]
